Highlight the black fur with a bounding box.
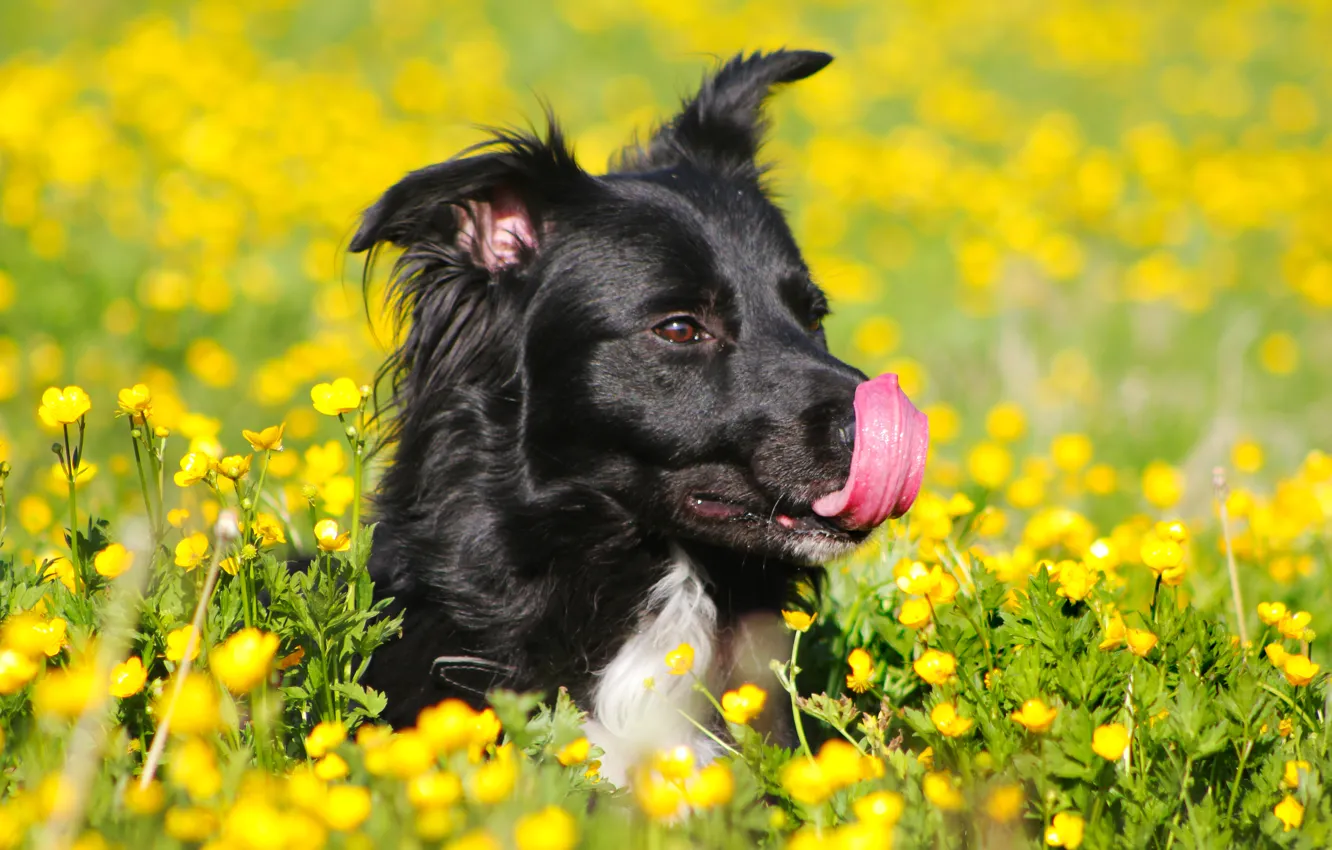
[353,50,869,727]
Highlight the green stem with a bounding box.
[790,630,812,759]
[1257,681,1317,731]
[1225,739,1253,822]
[130,422,159,533]
[62,424,83,593]
[676,709,740,757]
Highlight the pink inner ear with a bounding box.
[457,188,536,273]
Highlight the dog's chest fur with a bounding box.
[586,545,788,782]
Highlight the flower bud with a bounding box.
[130,428,142,439]
[154,426,170,438]
[241,498,253,511]
[0,460,10,479]
[345,426,357,439]
[301,484,319,504]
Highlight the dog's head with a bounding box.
[355,50,921,565]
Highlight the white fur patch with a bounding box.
[589,545,718,783]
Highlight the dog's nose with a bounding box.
[836,419,856,451]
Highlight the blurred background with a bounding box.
[0,0,1329,579]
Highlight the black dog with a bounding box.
[351,50,918,776]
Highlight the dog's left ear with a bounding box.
[349,129,587,274]
[620,49,832,178]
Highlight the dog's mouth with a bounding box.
[686,493,867,544]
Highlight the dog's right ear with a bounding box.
[619,50,832,179]
[349,130,587,274]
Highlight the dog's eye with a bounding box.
[653,317,713,345]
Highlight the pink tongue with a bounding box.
[811,373,929,530]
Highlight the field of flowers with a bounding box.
[1,0,1330,847]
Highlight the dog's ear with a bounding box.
[620,50,832,178]
[349,129,586,273]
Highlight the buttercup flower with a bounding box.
[94,543,134,579]
[845,648,873,693]
[1282,760,1311,790]
[1055,560,1098,602]
[1092,723,1129,760]
[653,745,696,780]
[311,378,364,416]
[664,643,694,675]
[721,683,767,724]
[782,610,815,632]
[242,423,286,452]
[1257,601,1288,626]
[922,770,964,810]
[165,625,201,662]
[1274,795,1304,831]
[1265,643,1289,666]
[157,673,222,736]
[514,806,577,850]
[315,753,350,780]
[250,513,286,547]
[930,702,974,737]
[323,784,372,832]
[984,784,1024,823]
[684,763,734,809]
[1277,610,1312,641]
[1045,812,1085,848]
[210,628,279,694]
[0,648,39,694]
[468,748,518,804]
[636,768,685,819]
[1099,611,1127,650]
[174,533,210,571]
[314,519,351,553]
[117,384,152,419]
[38,386,91,427]
[1282,654,1319,686]
[1011,698,1058,733]
[167,509,191,528]
[896,561,941,596]
[854,790,905,825]
[556,736,590,766]
[305,721,346,758]
[174,453,213,488]
[898,597,932,628]
[1126,628,1158,657]
[109,657,148,698]
[2,612,67,657]
[216,454,252,480]
[914,649,957,685]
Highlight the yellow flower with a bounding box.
[815,740,863,790]
[1282,760,1311,790]
[913,649,957,686]
[117,384,152,419]
[94,543,134,579]
[384,730,436,778]
[664,643,694,675]
[635,769,685,819]
[167,508,191,528]
[0,647,40,694]
[984,784,1024,823]
[314,519,351,553]
[1011,699,1058,733]
[305,721,347,758]
[467,751,517,804]
[930,702,974,737]
[157,673,222,736]
[34,663,102,719]
[556,736,590,766]
[311,378,364,416]
[780,755,830,805]
[216,454,252,480]
[1277,610,1312,641]
[853,790,905,825]
[898,597,932,629]
[2,612,67,657]
[684,763,734,809]
[1092,723,1129,760]
[174,533,210,571]
[38,386,91,427]
[323,784,372,832]
[845,648,874,693]
[170,737,221,800]
[968,441,1013,488]
[923,770,964,811]
[1055,560,1098,602]
[417,698,480,754]
[1142,461,1183,509]
[1045,812,1085,848]
[124,780,166,815]
[408,771,463,808]
[1265,643,1289,667]
[1279,717,1294,737]
[514,805,577,850]
[782,610,815,632]
[173,453,212,487]
[164,806,218,842]
[165,625,201,662]
[1274,795,1304,832]
[1257,601,1288,626]
[1126,628,1158,657]
[652,745,696,780]
[41,555,77,591]
[242,423,286,452]
[928,571,960,605]
[315,754,349,781]
[450,830,502,850]
[109,657,148,698]
[210,628,279,694]
[250,513,287,547]
[1283,654,1319,686]
[1099,611,1127,650]
[896,560,941,596]
[721,683,767,724]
